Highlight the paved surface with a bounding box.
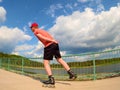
[0,69,120,90]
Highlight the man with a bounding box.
[30,23,76,85]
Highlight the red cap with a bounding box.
[30,23,38,28]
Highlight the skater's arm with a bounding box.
[36,34,58,43]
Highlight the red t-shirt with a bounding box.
[34,29,56,47]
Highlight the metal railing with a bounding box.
[0,49,120,81]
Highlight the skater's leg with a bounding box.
[57,58,77,80]
[43,60,55,87]
[56,58,70,71]
[43,60,52,76]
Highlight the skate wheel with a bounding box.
[47,84,55,88]
[42,84,55,88]
[42,84,47,87]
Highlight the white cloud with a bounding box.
[103,46,120,52]
[46,0,105,19]
[77,0,90,3]
[46,4,63,17]
[23,26,28,33]
[49,5,120,54]
[0,7,6,22]
[40,25,46,29]
[0,0,2,3]
[12,44,35,57]
[74,3,78,7]
[28,21,32,27]
[22,42,44,57]
[65,3,73,10]
[14,44,34,51]
[118,3,120,6]
[0,26,32,53]
[96,4,105,13]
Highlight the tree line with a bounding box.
[0,52,120,68]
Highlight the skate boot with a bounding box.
[67,69,77,80]
[42,76,55,88]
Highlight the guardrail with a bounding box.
[0,49,120,81]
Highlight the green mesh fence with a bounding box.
[0,49,120,81]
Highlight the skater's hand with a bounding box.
[52,39,58,44]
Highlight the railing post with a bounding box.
[93,54,96,80]
[0,58,1,68]
[8,58,10,70]
[22,58,24,74]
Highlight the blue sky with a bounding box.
[0,0,120,57]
